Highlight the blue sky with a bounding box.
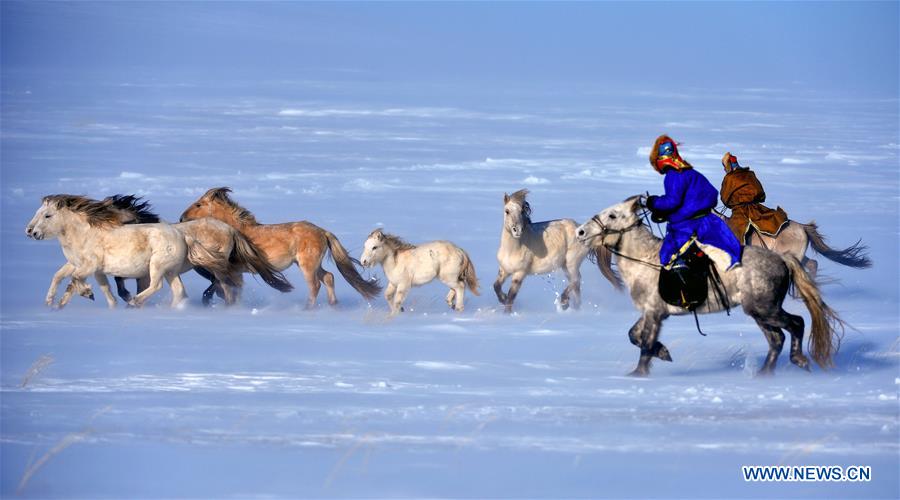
[3,1,898,97]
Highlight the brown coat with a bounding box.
[720,168,788,240]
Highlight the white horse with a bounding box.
[26,195,189,308]
[360,229,479,314]
[494,189,591,313]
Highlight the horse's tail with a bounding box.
[459,250,480,295]
[184,235,234,285]
[230,231,293,293]
[802,221,872,269]
[783,255,844,369]
[323,230,382,300]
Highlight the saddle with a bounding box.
[658,241,711,311]
[658,238,731,328]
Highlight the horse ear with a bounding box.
[628,196,642,212]
[373,229,384,240]
[503,193,509,204]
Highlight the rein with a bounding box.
[589,215,663,270]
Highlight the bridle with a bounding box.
[586,213,663,270]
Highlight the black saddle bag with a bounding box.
[658,242,711,311]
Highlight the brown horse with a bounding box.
[104,194,293,306]
[180,187,381,307]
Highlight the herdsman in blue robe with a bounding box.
[645,135,742,269]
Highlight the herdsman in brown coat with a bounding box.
[720,152,788,244]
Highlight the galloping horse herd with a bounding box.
[25,186,871,376]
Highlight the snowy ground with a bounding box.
[2,69,898,496]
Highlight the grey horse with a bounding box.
[576,196,843,377]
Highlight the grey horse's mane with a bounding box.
[591,195,648,291]
[507,188,532,224]
[104,194,160,223]
[203,187,259,225]
[369,229,416,253]
[43,194,122,228]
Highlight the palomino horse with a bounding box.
[494,189,591,313]
[360,229,479,314]
[180,187,381,307]
[718,212,871,278]
[27,195,190,308]
[576,196,843,376]
[104,195,292,305]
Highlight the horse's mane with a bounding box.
[507,188,532,224]
[42,194,121,228]
[104,194,160,223]
[203,187,259,225]
[590,195,649,291]
[369,229,416,253]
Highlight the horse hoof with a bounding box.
[657,346,673,362]
[791,356,810,371]
[86,293,95,301]
[627,368,649,378]
[755,368,775,378]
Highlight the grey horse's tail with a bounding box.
[230,231,293,293]
[803,222,872,269]
[323,230,382,300]
[783,255,844,369]
[459,250,480,295]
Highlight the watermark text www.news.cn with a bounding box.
[742,465,872,482]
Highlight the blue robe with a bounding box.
[648,168,742,268]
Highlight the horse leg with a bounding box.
[219,274,236,305]
[296,254,321,309]
[114,277,132,302]
[166,272,187,308]
[802,257,818,281]
[58,281,79,309]
[561,263,582,311]
[769,310,809,371]
[45,262,75,307]
[58,269,93,309]
[229,273,244,305]
[452,282,465,312]
[384,282,397,305]
[318,269,337,306]
[627,314,672,362]
[194,267,217,306]
[445,288,456,309]
[94,272,117,309]
[630,314,665,377]
[129,267,165,308]
[753,318,786,375]
[391,283,410,315]
[493,269,509,304]
[504,271,527,313]
[303,269,322,310]
[73,279,94,300]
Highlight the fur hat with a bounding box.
[722,152,741,171]
[649,135,693,174]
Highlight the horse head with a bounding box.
[576,195,644,248]
[360,229,388,268]
[503,189,531,239]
